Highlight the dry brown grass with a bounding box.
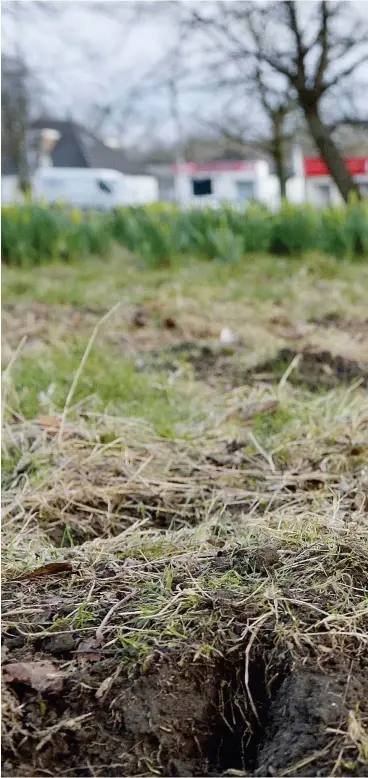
[2,253,368,776]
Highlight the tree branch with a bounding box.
[321,52,368,92]
[284,0,307,60]
[314,1,330,93]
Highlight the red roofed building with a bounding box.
[172,158,280,209]
[303,157,368,206]
[171,152,368,209]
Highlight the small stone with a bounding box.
[219,327,235,346]
[44,632,76,655]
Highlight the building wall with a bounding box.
[305,176,368,206]
[286,175,306,205]
[178,170,368,209]
[173,155,368,209]
[158,178,175,202]
[174,161,281,209]
[123,174,159,204]
[303,157,368,206]
[1,175,24,204]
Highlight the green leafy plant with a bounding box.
[2,200,368,267]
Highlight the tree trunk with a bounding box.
[304,108,361,202]
[271,113,288,201]
[275,150,288,200]
[18,151,31,195]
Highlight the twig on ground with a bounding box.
[95,589,137,645]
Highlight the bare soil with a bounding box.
[4,654,366,778]
[2,539,368,777]
[310,313,368,337]
[251,348,368,390]
[146,342,368,391]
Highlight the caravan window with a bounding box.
[97,179,114,193]
[192,178,212,196]
[236,181,255,201]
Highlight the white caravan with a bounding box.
[32,167,158,209]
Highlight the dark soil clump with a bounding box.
[3,538,368,776]
[249,348,368,390]
[256,669,367,777]
[147,342,253,388]
[152,342,235,379]
[146,342,368,392]
[3,641,367,777]
[310,313,368,337]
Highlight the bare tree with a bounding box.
[188,1,368,202]
[2,1,145,145]
[251,73,297,199]
[1,2,65,192]
[1,56,32,193]
[206,76,298,200]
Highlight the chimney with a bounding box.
[104,137,121,149]
[39,128,60,167]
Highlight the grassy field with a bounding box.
[2,248,368,777]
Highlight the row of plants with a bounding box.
[111,200,368,265]
[1,204,113,266]
[2,200,368,267]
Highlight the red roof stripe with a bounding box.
[173,160,256,173]
[304,157,368,177]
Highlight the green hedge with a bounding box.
[2,200,368,267]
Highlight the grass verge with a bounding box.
[2,251,368,776]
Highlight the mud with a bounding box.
[2,636,367,777]
[310,313,368,337]
[151,341,233,379]
[250,348,368,390]
[146,341,368,392]
[146,342,254,389]
[256,669,367,777]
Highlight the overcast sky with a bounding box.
[2,2,187,145]
[2,1,368,149]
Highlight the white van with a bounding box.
[32,167,158,210]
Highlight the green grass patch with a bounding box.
[8,340,208,438]
[3,248,368,317]
[252,406,295,439]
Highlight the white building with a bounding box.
[172,154,368,210]
[303,157,368,206]
[173,159,280,210]
[1,175,24,204]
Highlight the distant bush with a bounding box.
[2,200,368,267]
